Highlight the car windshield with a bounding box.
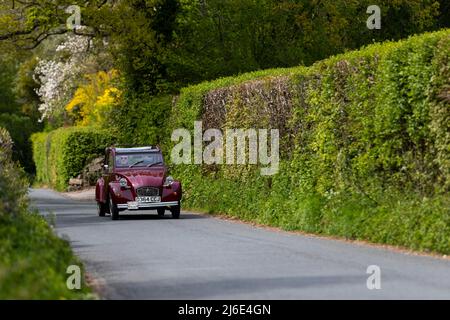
[115,152,164,168]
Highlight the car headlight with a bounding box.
[164,176,174,187]
[119,178,128,187]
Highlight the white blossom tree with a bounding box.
[33,34,92,122]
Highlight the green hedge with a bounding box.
[0,211,94,299]
[0,113,40,174]
[166,30,450,253]
[32,127,116,191]
[0,127,92,299]
[109,94,173,146]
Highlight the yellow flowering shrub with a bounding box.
[66,70,121,126]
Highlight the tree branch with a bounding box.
[0,25,39,40]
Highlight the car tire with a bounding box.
[157,208,165,217]
[97,201,107,217]
[109,193,119,220]
[171,204,180,219]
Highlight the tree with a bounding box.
[1,0,445,92]
[0,44,41,173]
[108,0,179,95]
[0,0,112,49]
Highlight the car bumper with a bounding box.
[117,201,179,210]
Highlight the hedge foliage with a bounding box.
[0,113,40,174]
[32,127,116,191]
[109,94,173,146]
[0,127,92,299]
[166,30,450,253]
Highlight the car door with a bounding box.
[102,149,114,199]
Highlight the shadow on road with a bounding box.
[115,213,206,220]
[105,274,367,299]
[31,197,206,223]
[37,210,207,228]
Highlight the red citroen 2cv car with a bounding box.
[95,146,182,220]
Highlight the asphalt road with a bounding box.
[29,188,450,299]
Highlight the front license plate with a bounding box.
[127,201,139,210]
[136,196,161,203]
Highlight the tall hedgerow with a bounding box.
[32,127,116,191]
[1,127,93,299]
[166,30,450,253]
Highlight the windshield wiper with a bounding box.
[147,161,163,168]
[129,160,144,168]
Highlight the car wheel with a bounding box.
[157,208,165,217]
[109,194,119,220]
[97,201,107,217]
[171,204,180,219]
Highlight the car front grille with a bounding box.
[136,187,160,197]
